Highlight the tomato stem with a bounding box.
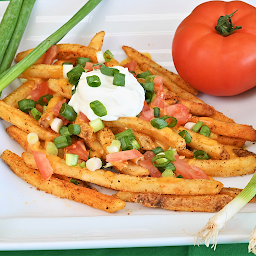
[215,10,242,36]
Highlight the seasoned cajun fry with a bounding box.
[88,31,105,51]
[120,162,150,176]
[133,132,156,151]
[186,156,256,177]
[2,150,125,213]
[16,48,45,64]
[0,100,57,141]
[210,133,246,148]
[47,78,73,99]
[53,59,76,66]
[122,45,198,95]
[220,187,256,202]
[6,125,29,151]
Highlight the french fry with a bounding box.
[174,126,230,160]
[0,100,57,141]
[190,116,256,142]
[88,31,105,51]
[104,117,186,153]
[122,45,198,95]
[2,150,125,213]
[120,162,149,176]
[53,59,76,66]
[134,132,156,151]
[220,187,256,202]
[6,125,28,151]
[16,48,45,64]
[210,133,246,148]
[47,78,73,99]
[186,156,256,177]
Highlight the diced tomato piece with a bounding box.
[32,151,53,180]
[153,75,164,90]
[123,59,137,73]
[65,140,89,161]
[84,62,94,71]
[151,84,165,109]
[139,108,154,121]
[142,100,150,111]
[106,149,142,162]
[42,45,59,65]
[29,81,54,102]
[173,154,209,180]
[78,112,90,123]
[139,151,162,178]
[165,104,192,125]
[52,99,69,125]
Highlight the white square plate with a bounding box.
[1,0,256,250]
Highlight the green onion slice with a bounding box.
[164,149,176,162]
[178,130,191,144]
[145,75,156,83]
[59,103,77,121]
[18,99,36,113]
[70,178,79,185]
[120,136,133,151]
[167,117,177,128]
[150,118,168,129]
[115,128,134,140]
[100,65,119,76]
[89,117,104,132]
[199,125,211,137]
[103,50,113,62]
[38,94,53,106]
[131,138,140,150]
[67,64,85,86]
[59,125,71,136]
[54,135,72,149]
[162,169,175,177]
[153,107,160,117]
[193,150,210,160]
[151,146,164,155]
[62,62,73,65]
[145,91,153,104]
[68,124,81,135]
[86,75,101,87]
[113,72,125,87]
[152,154,170,167]
[143,81,154,92]
[76,57,91,67]
[177,175,184,178]
[192,121,203,132]
[136,70,151,79]
[66,153,79,166]
[90,100,107,117]
[31,108,42,121]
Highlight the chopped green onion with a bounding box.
[68,124,81,135]
[76,57,91,67]
[54,135,72,149]
[66,153,79,166]
[31,108,42,121]
[193,150,210,160]
[143,81,154,92]
[145,75,156,83]
[165,162,176,171]
[168,117,177,128]
[100,65,119,76]
[46,142,58,156]
[92,63,104,69]
[152,154,170,167]
[90,100,107,117]
[70,178,79,185]
[199,125,211,137]
[86,75,101,87]
[103,50,113,62]
[162,169,175,177]
[192,121,203,132]
[150,118,168,129]
[136,70,151,79]
[79,161,86,168]
[67,64,85,86]
[161,115,171,121]
[106,139,121,153]
[120,136,133,151]
[18,99,36,113]
[59,125,71,136]
[145,90,154,104]
[177,175,184,178]
[0,0,103,94]
[164,149,176,162]
[113,72,125,86]
[38,94,53,106]
[178,130,191,144]
[62,62,73,65]
[131,138,140,150]
[27,132,39,146]
[89,117,104,132]
[115,128,134,140]
[151,146,164,155]
[153,107,160,117]
[59,103,77,121]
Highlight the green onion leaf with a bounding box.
[193,150,210,160]
[103,50,113,62]
[38,94,53,106]
[59,126,71,136]
[59,103,77,121]
[145,75,156,83]
[31,108,42,121]
[68,124,81,135]
[54,135,72,149]
[115,128,134,140]
[120,136,133,151]
[199,125,211,137]
[168,117,177,128]
[192,121,203,132]
[178,130,191,144]
[145,91,154,104]
[100,65,119,76]
[90,100,107,117]
[153,107,160,117]
[136,70,151,79]
[66,153,79,166]
[150,118,168,129]
[86,75,101,87]
[113,72,125,87]
[143,81,154,92]
[89,117,104,132]
[164,149,176,162]
[18,99,36,113]
[76,57,91,67]
[151,147,164,155]
[131,138,140,150]
[67,64,85,86]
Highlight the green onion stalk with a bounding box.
[195,171,256,250]
[0,0,102,93]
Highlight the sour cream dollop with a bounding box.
[68,66,145,121]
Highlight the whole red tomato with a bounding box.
[172,1,256,96]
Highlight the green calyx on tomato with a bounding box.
[215,10,242,37]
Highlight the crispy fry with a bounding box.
[210,133,246,148]
[122,45,198,95]
[88,31,105,51]
[2,150,125,213]
[47,78,73,99]
[6,125,28,150]
[220,187,256,202]
[53,59,77,66]
[190,116,256,142]
[120,162,149,176]
[134,132,156,151]
[186,156,256,177]
[104,117,186,153]
[16,48,45,64]
[0,100,57,141]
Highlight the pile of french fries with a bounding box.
[1,31,256,214]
